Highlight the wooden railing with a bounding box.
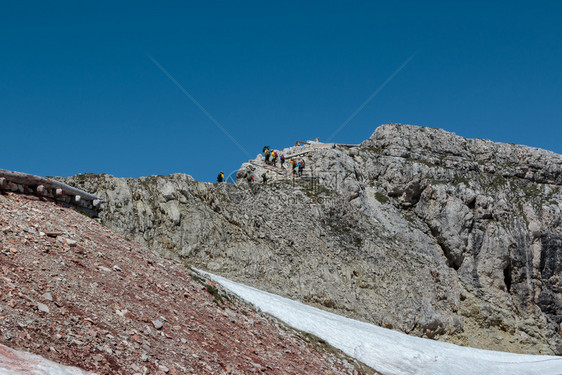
[0,169,101,217]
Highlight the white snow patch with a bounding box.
[0,343,95,375]
[203,271,562,375]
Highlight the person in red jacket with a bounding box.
[290,160,297,175]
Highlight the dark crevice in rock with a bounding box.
[540,234,561,279]
[467,196,476,209]
[503,264,512,293]
[400,181,424,207]
[537,234,562,319]
[504,244,514,294]
[429,226,462,271]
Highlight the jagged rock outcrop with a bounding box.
[62,124,562,355]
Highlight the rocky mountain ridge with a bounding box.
[62,123,562,355]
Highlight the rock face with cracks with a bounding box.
[62,124,562,355]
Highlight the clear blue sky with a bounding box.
[2,1,561,182]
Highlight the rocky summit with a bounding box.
[62,123,562,355]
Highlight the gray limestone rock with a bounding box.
[37,303,50,313]
[61,124,562,355]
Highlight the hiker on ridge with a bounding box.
[271,150,278,167]
[298,160,305,177]
[262,170,270,184]
[246,171,254,183]
[264,149,271,164]
[217,171,225,183]
[280,154,285,168]
[291,160,298,175]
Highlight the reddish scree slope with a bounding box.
[0,192,360,375]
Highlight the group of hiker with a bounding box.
[290,159,306,177]
[217,145,306,184]
[262,145,286,168]
[260,146,305,183]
